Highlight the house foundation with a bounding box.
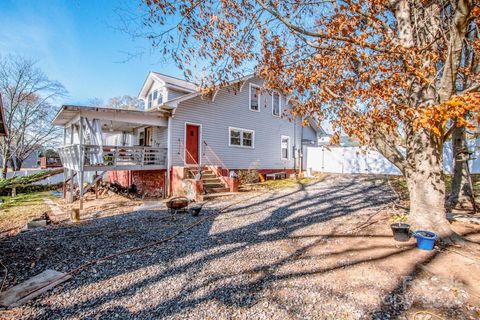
[108,169,167,198]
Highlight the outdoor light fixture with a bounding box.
[109,120,114,132]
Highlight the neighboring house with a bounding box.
[316,123,360,147]
[0,149,40,170]
[53,72,320,201]
[301,118,325,147]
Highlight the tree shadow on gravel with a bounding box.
[0,175,447,319]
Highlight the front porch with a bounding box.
[53,105,169,207]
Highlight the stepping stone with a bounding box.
[0,269,71,308]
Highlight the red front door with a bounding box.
[185,124,199,165]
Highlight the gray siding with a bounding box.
[132,126,168,147]
[302,125,318,146]
[170,78,302,169]
[152,126,168,148]
[167,89,189,101]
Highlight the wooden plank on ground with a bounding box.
[0,269,71,308]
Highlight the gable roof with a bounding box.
[159,73,255,110]
[303,117,325,135]
[138,72,197,99]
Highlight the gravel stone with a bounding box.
[1,176,473,319]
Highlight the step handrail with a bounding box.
[203,141,230,177]
[178,139,201,173]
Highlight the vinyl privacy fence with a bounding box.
[303,141,480,175]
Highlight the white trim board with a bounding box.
[184,122,203,166]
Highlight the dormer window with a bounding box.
[147,93,152,109]
[153,90,158,101]
[158,93,163,104]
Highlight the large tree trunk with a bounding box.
[449,126,473,209]
[405,129,452,238]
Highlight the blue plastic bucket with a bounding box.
[414,231,437,250]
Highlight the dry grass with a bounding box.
[388,174,480,201]
[0,191,54,234]
[260,176,324,190]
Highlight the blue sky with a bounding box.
[0,0,182,105]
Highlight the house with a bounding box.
[53,73,320,204]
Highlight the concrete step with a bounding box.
[200,174,217,179]
[205,187,230,193]
[202,179,223,185]
[202,181,222,186]
[188,169,215,175]
[203,184,225,190]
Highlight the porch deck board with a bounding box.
[82,165,166,171]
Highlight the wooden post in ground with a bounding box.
[94,172,99,199]
[63,168,67,199]
[79,171,84,210]
[67,169,74,203]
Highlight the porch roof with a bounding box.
[52,105,167,128]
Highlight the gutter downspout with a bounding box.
[293,117,296,174]
[166,114,173,197]
[300,121,304,172]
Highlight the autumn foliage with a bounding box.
[136,0,480,233]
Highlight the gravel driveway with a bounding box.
[1,176,401,319]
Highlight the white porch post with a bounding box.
[78,117,84,210]
[67,125,75,204]
[166,116,172,197]
[63,126,67,199]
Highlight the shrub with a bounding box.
[236,169,260,184]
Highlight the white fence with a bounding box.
[304,141,480,175]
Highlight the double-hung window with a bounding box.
[153,90,158,101]
[272,92,281,116]
[249,84,260,111]
[147,93,152,109]
[281,135,290,160]
[229,127,254,148]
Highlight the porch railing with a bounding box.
[58,145,167,171]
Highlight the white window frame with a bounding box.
[249,83,261,112]
[153,90,158,101]
[272,92,281,117]
[281,135,290,160]
[229,127,255,148]
[147,93,152,109]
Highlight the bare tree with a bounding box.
[87,95,143,110]
[0,55,66,178]
[105,95,144,110]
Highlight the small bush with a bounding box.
[236,169,260,184]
